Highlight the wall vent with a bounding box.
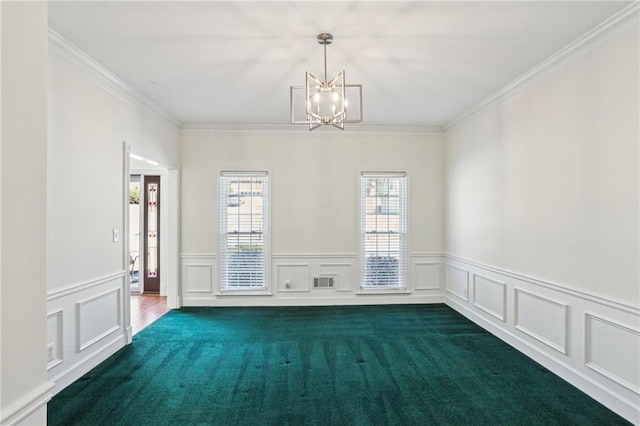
[313,276,334,289]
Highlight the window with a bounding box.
[360,172,407,289]
[219,171,269,290]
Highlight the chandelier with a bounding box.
[290,33,363,131]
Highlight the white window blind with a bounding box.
[360,172,407,288]
[219,171,269,290]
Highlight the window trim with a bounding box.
[218,170,271,294]
[358,171,409,291]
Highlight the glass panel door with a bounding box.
[129,175,141,292]
[143,175,161,293]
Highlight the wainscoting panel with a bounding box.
[180,254,217,304]
[77,288,121,352]
[446,263,469,301]
[585,313,640,394]
[514,288,568,354]
[412,261,441,291]
[46,310,63,370]
[319,263,354,292]
[183,264,213,293]
[47,271,127,395]
[276,263,311,292]
[272,255,356,297]
[444,254,640,423]
[472,273,506,322]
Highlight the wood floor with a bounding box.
[131,294,168,335]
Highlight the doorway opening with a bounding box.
[125,150,179,339]
[129,172,168,333]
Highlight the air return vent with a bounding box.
[313,276,334,289]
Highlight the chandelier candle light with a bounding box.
[290,33,363,131]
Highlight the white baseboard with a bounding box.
[181,294,445,307]
[49,334,126,395]
[0,381,54,426]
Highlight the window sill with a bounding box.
[215,289,273,297]
[356,287,411,295]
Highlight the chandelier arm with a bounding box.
[328,71,344,87]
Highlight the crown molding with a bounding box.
[444,2,640,132]
[48,29,182,128]
[181,123,444,137]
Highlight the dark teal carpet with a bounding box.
[48,304,629,425]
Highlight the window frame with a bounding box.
[359,171,408,291]
[218,170,270,294]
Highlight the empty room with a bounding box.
[1,1,638,425]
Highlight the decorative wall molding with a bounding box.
[47,29,181,127]
[180,253,217,259]
[180,252,444,304]
[46,309,64,370]
[77,288,122,352]
[272,253,357,259]
[412,261,441,290]
[276,263,311,292]
[446,253,638,315]
[183,264,214,293]
[180,254,216,298]
[445,263,469,301]
[409,252,446,258]
[320,263,354,292]
[47,271,126,302]
[585,313,640,395]
[47,272,127,396]
[444,3,640,131]
[272,256,356,294]
[0,381,54,426]
[514,288,569,355]
[472,273,506,322]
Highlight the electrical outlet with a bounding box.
[112,229,120,242]
[47,343,55,363]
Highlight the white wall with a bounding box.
[47,44,180,291]
[180,130,445,305]
[1,2,52,424]
[444,15,639,423]
[445,20,639,306]
[46,34,180,395]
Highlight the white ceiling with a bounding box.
[48,1,630,128]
